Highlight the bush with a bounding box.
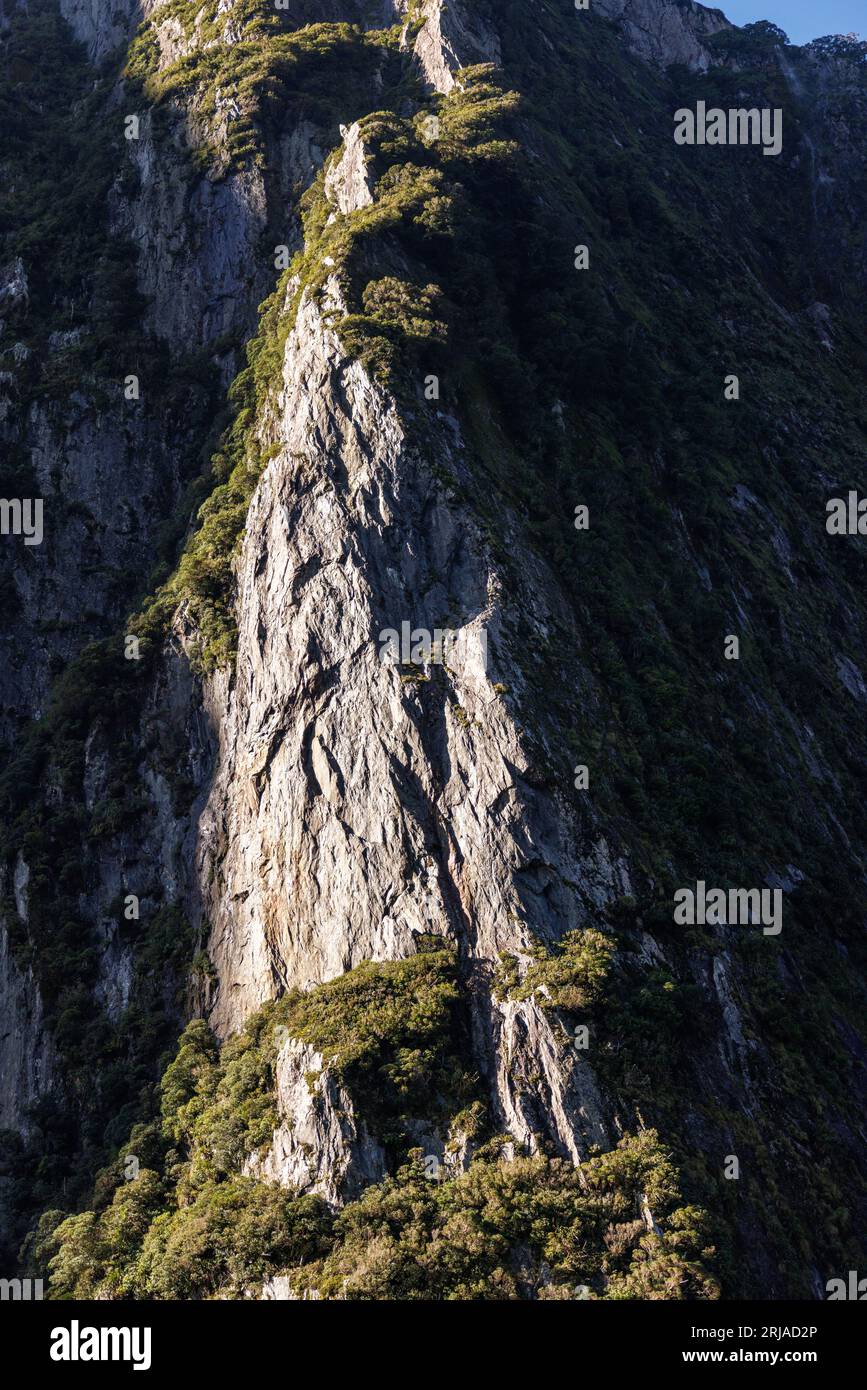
[494,929,615,1012]
[293,1132,718,1301]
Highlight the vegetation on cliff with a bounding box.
[2,0,867,1299]
[27,961,716,1300]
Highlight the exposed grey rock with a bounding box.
[593,0,730,71]
[806,301,834,350]
[0,0,766,1196]
[12,854,28,922]
[109,110,271,349]
[0,11,321,746]
[324,123,375,216]
[260,1274,309,1299]
[410,0,502,94]
[193,258,626,1170]
[80,645,212,1023]
[0,257,28,313]
[0,386,189,737]
[246,1036,387,1203]
[59,0,143,62]
[492,997,609,1159]
[836,655,867,702]
[0,917,55,1135]
[712,954,749,1057]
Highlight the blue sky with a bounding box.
[719,1,864,45]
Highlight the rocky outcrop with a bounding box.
[410,0,502,94]
[324,123,374,216]
[0,7,324,734]
[593,0,730,71]
[246,1036,387,1203]
[0,258,28,314]
[0,381,194,736]
[193,258,627,1165]
[59,0,143,62]
[109,111,272,349]
[5,0,867,1298]
[0,917,54,1135]
[78,645,212,1023]
[493,997,609,1159]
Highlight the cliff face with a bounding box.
[2,0,867,1299]
[194,275,618,1167]
[594,0,730,70]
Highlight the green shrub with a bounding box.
[494,929,615,1012]
[293,1132,718,1301]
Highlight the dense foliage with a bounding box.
[26,966,716,1300]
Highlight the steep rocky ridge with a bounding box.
[594,0,730,70]
[193,273,619,1166]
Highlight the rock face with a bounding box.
[109,120,272,349]
[59,0,143,61]
[0,258,28,312]
[593,0,730,70]
[0,917,54,1135]
[0,385,191,735]
[411,0,502,93]
[493,997,609,1159]
[323,123,374,215]
[195,275,626,1159]
[246,1036,387,1203]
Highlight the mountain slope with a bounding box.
[1,0,866,1299]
